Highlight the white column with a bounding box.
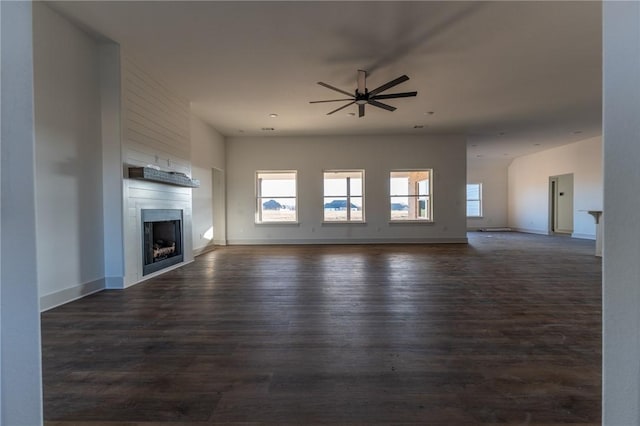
[99,43,126,289]
[1,1,44,424]
[602,1,640,424]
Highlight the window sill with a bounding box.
[321,221,367,225]
[255,221,300,226]
[389,220,434,225]
[467,216,484,219]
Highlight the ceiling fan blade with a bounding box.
[327,101,356,115]
[317,82,353,98]
[368,99,397,112]
[368,75,410,96]
[310,98,354,104]
[358,104,365,117]
[357,70,366,94]
[371,91,417,100]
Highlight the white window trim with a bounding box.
[255,170,299,224]
[389,169,434,223]
[322,169,366,223]
[466,182,483,218]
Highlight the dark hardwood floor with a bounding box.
[42,232,601,425]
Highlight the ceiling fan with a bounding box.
[310,70,417,118]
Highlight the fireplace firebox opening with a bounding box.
[142,209,184,276]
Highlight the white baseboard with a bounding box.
[125,259,195,288]
[40,278,105,312]
[40,259,199,310]
[226,237,468,245]
[511,227,551,236]
[193,244,217,257]
[213,239,227,246]
[470,227,512,232]
[572,233,596,240]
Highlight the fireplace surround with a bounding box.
[142,209,184,276]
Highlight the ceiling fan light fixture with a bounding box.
[311,70,417,118]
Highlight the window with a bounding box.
[466,183,482,217]
[390,170,432,221]
[256,171,297,223]
[323,170,364,222]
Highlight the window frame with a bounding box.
[322,169,366,223]
[389,169,434,222]
[255,170,298,224]
[466,182,483,218]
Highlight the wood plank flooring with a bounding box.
[42,232,601,425]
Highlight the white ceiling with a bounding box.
[50,1,602,159]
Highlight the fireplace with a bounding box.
[142,209,183,276]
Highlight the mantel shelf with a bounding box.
[128,167,200,188]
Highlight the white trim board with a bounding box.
[511,227,551,236]
[123,259,194,288]
[227,237,468,245]
[572,233,596,240]
[40,258,199,311]
[40,278,105,312]
[193,244,217,257]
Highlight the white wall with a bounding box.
[32,6,198,293]
[190,114,226,252]
[507,136,602,239]
[121,56,194,286]
[226,135,467,244]
[33,3,105,310]
[1,1,44,422]
[466,157,510,230]
[602,1,640,423]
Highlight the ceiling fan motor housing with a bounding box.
[355,90,368,105]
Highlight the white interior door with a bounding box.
[550,174,574,234]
